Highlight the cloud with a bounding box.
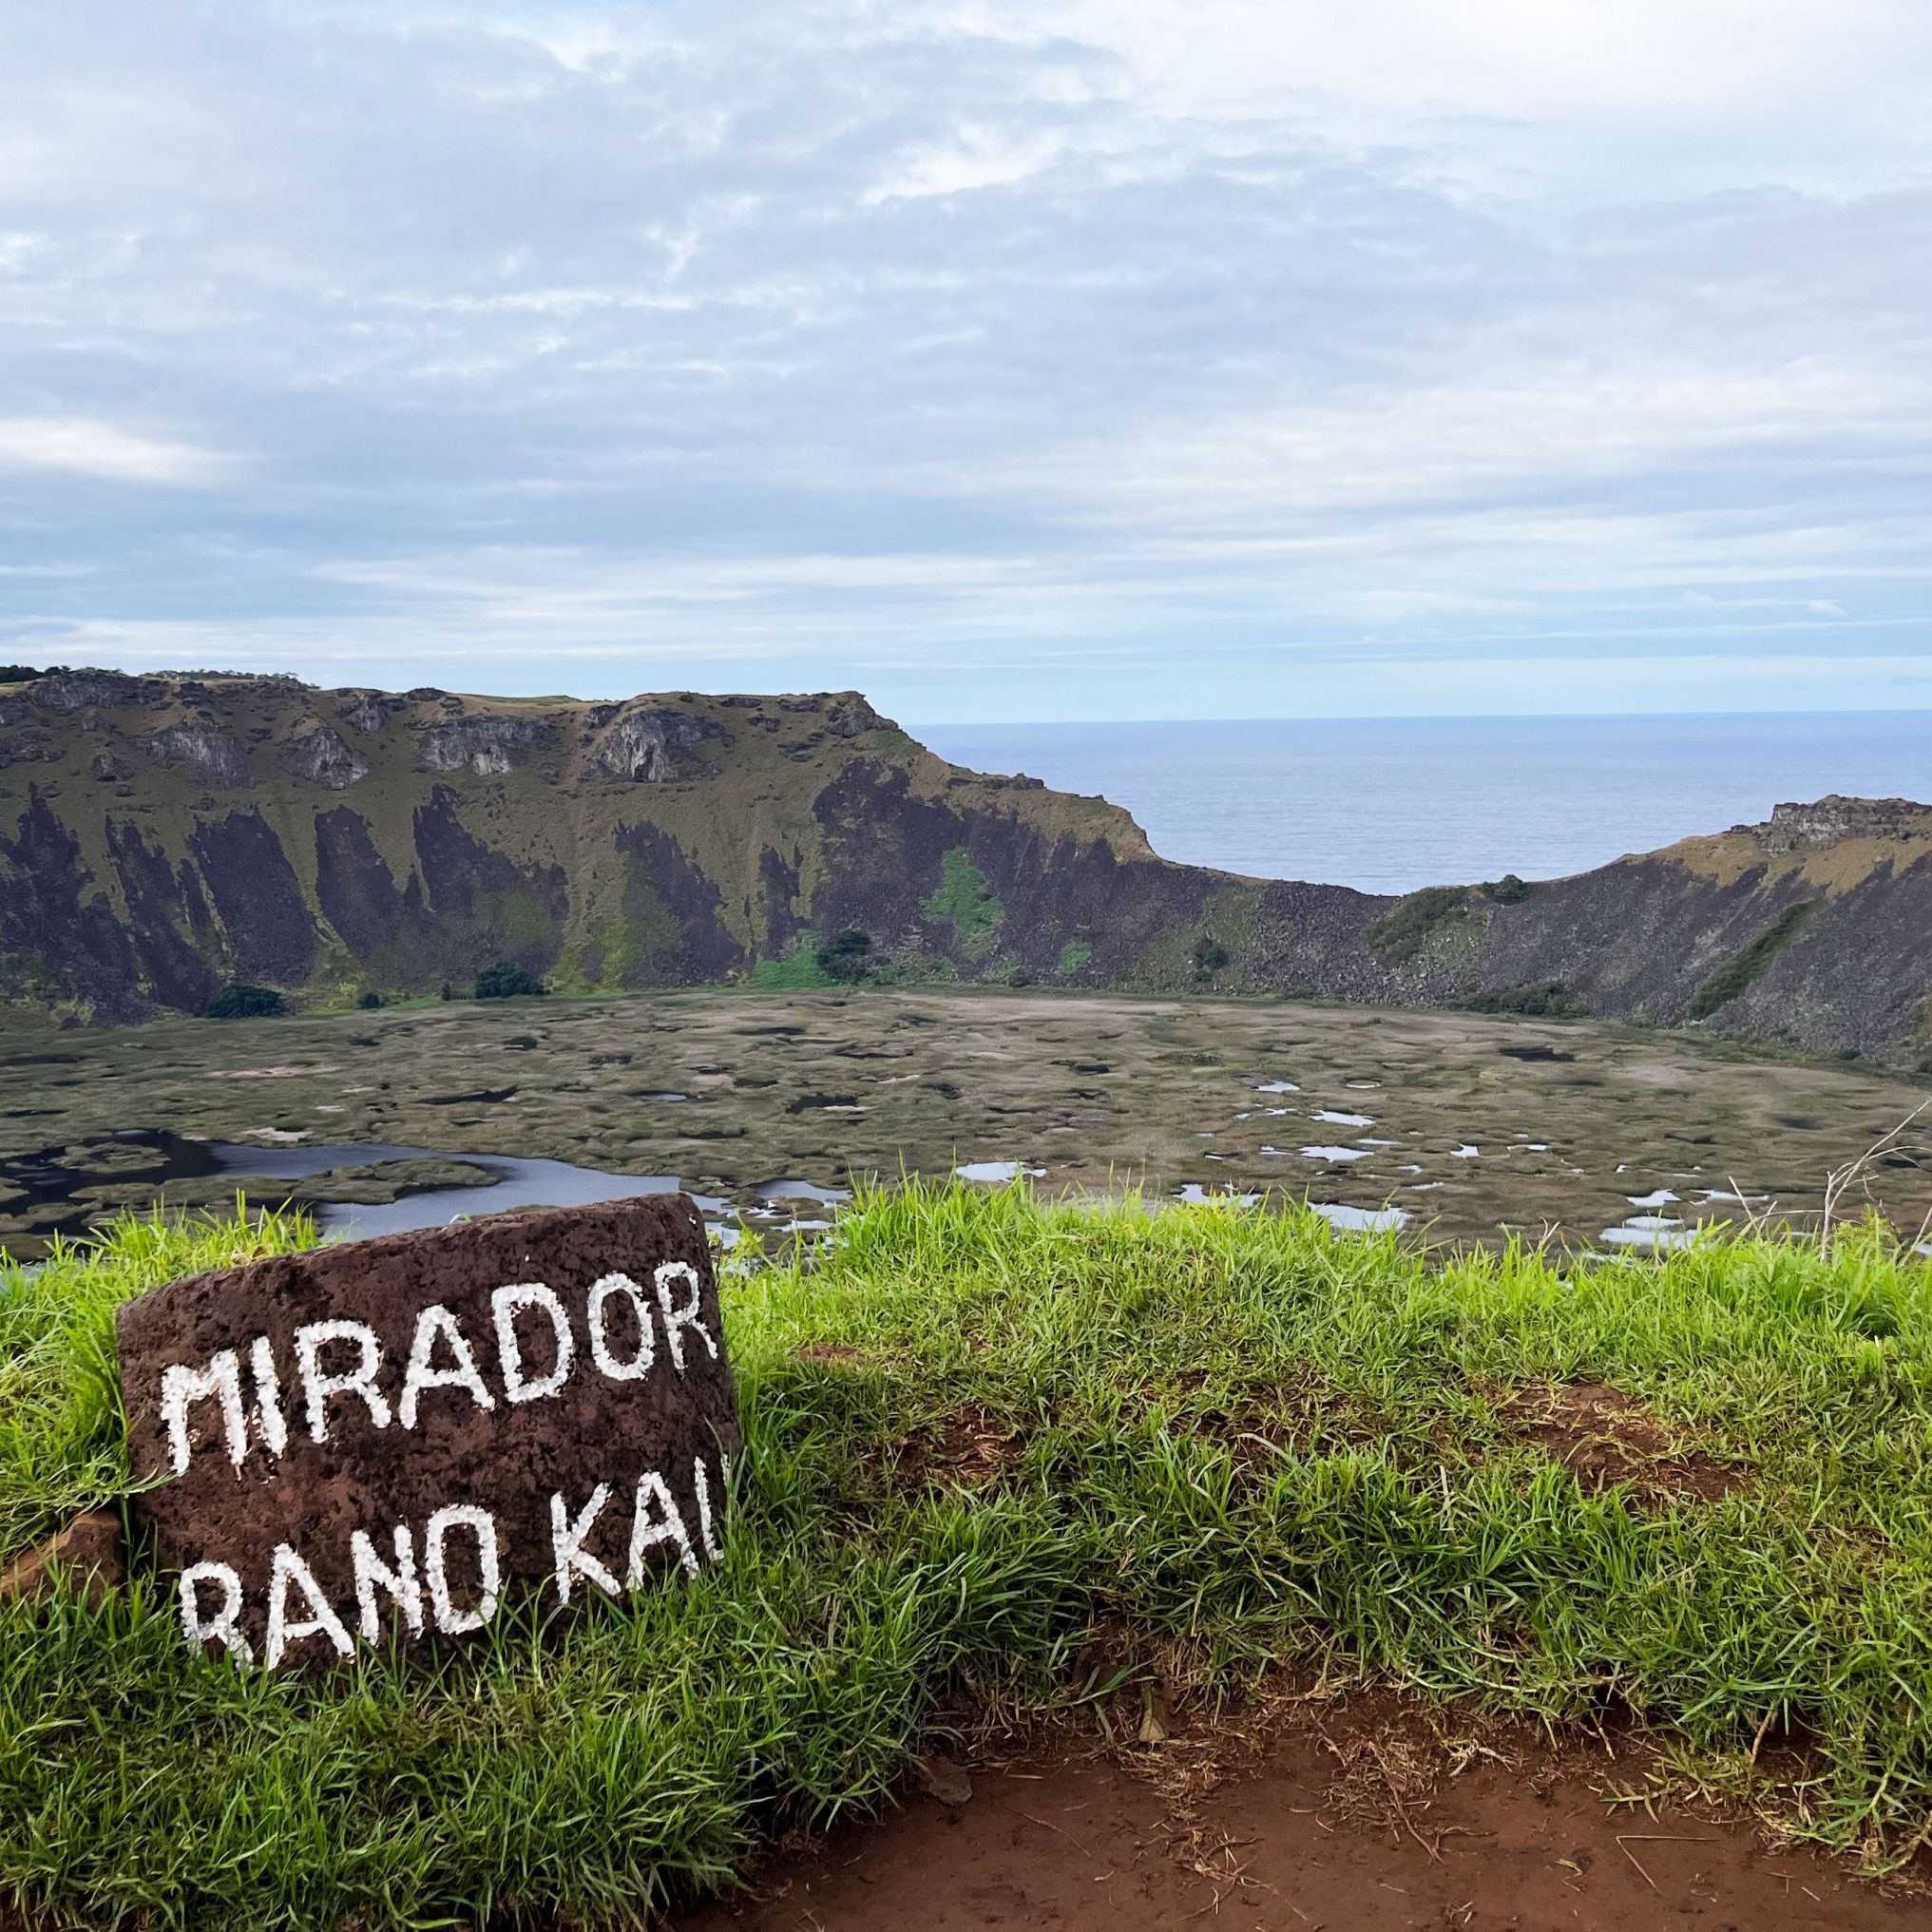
[0,0,1929,717]
[0,417,235,487]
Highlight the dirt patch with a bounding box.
[1513,1381,1747,1503]
[879,1404,1025,1487]
[676,1689,1932,1932]
[795,1341,866,1366]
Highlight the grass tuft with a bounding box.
[7,1187,1932,1922]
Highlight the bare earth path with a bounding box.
[679,1698,1932,1932]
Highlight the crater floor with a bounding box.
[1,986,1924,1259]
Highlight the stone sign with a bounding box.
[117,1195,738,1669]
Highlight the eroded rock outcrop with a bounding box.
[144,722,255,790]
[1745,796,1932,855]
[339,690,407,735]
[416,715,550,776]
[588,704,725,782]
[279,718,369,791]
[0,729,57,770]
[29,669,166,714]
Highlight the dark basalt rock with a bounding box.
[145,722,255,790]
[280,718,369,791]
[107,820,222,1011]
[612,822,746,982]
[411,786,568,975]
[415,715,551,776]
[187,811,316,983]
[117,1196,739,1667]
[0,730,57,769]
[773,691,889,737]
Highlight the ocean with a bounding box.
[922,714,1932,896]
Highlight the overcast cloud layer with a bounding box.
[3,0,1930,719]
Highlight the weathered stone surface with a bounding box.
[0,729,57,769]
[279,717,369,791]
[145,722,255,789]
[117,1196,738,1668]
[415,715,550,775]
[29,668,165,714]
[1743,795,1932,855]
[588,704,724,781]
[338,690,407,734]
[0,1508,124,1609]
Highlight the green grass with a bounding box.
[751,932,836,989]
[1692,899,1820,1020]
[1460,980,1585,1018]
[1363,884,1470,963]
[921,848,1004,960]
[0,1207,317,1558]
[9,1190,1932,1923]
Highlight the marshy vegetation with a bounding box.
[8,1186,1932,1924]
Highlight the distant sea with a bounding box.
[923,714,1932,896]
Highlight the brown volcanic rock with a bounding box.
[117,1196,739,1668]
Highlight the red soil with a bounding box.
[677,1698,1932,1932]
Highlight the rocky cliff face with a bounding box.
[0,669,1924,1066]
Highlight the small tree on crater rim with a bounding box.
[474,960,548,1001]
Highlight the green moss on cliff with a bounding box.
[1691,901,1818,1020]
[1364,885,1471,964]
[921,848,1004,961]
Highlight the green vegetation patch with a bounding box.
[752,933,838,990]
[814,928,874,985]
[1363,884,1470,964]
[199,984,287,1020]
[921,848,1004,960]
[1460,981,1584,1019]
[1189,933,1231,982]
[473,960,548,1001]
[10,1193,1932,1922]
[1691,900,1819,1020]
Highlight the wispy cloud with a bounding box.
[0,417,235,487]
[0,1,1929,717]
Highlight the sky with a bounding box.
[3,0,1932,724]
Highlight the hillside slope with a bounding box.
[0,668,1925,1063]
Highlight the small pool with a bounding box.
[954,1160,1046,1184]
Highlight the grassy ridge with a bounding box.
[6,1189,1932,1924]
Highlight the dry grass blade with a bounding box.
[1821,1099,1932,1257]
